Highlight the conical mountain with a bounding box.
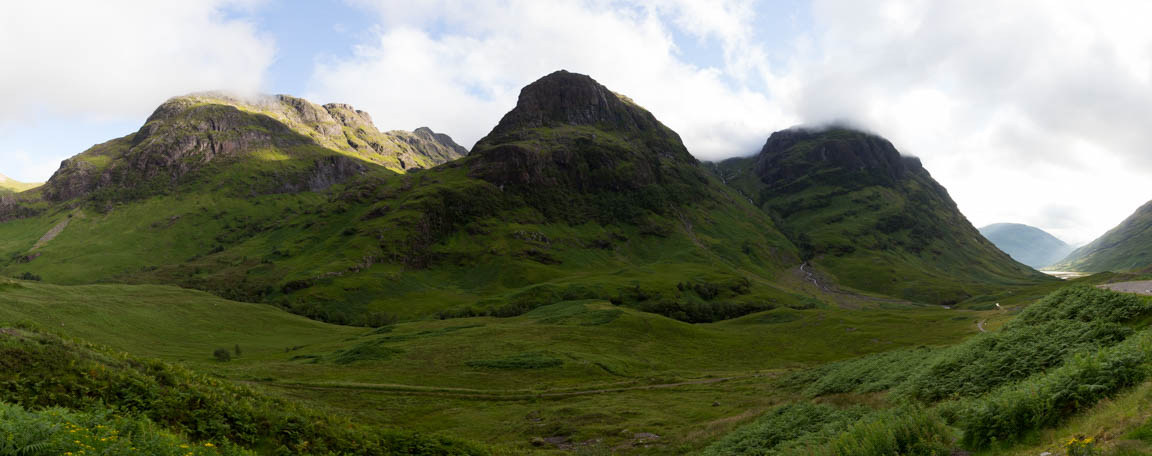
[1050,200,1152,272]
[0,71,802,325]
[713,126,1049,305]
[468,70,707,222]
[978,223,1073,269]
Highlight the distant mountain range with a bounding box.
[1050,200,1152,273]
[978,223,1074,269]
[0,70,1050,324]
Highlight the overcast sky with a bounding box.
[2,0,1150,245]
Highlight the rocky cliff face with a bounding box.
[753,127,931,191]
[40,93,468,202]
[467,71,701,204]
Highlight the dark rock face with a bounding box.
[753,127,927,189]
[45,104,309,202]
[413,127,469,157]
[39,93,470,203]
[484,70,666,137]
[274,155,369,194]
[469,70,697,191]
[0,193,42,221]
[463,70,707,222]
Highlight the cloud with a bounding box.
[0,0,275,124]
[782,0,1152,244]
[309,0,796,159]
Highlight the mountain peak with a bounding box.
[978,223,1073,269]
[483,70,665,139]
[40,92,468,202]
[466,71,704,222]
[753,126,927,190]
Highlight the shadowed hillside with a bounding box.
[711,127,1051,305]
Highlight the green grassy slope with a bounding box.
[0,278,991,453]
[703,286,1152,455]
[0,71,806,325]
[0,325,483,454]
[711,127,1052,305]
[0,173,40,193]
[1052,200,1152,272]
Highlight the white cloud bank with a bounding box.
[787,0,1152,245]
[0,0,274,124]
[309,0,795,160]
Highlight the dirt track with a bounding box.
[1098,280,1152,295]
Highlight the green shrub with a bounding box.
[466,352,564,369]
[788,347,936,397]
[699,403,868,456]
[805,407,952,456]
[953,331,1152,448]
[0,327,482,455]
[213,348,232,362]
[783,287,1151,403]
[328,339,403,364]
[0,401,251,456]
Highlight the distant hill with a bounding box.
[0,173,41,193]
[711,127,1050,305]
[1050,200,1152,272]
[978,223,1073,269]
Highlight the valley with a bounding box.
[3,70,1152,455]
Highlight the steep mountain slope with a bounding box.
[0,71,806,324]
[0,173,40,193]
[979,223,1074,269]
[40,93,465,203]
[1050,200,1152,272]
[712,127,1049,305]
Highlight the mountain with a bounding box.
[0,71,806,325]
[978,223,1074,269]
[711,127,1050,305]
[1049,200,1152,272]
[0,173,41,193]
[40,93,465,203]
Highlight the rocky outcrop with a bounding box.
[753,127,928,189]
[483,70,669,137]
[464,70,708,222]
[469,70,697,191]
[39,92,470,202]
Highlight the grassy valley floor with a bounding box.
[0,278,999,453]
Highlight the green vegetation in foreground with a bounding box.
[0,325,482,455]
[705,286,1152,455]
[0,402,251,456]
[1053,199,1152,273]
[0,279,989,453]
